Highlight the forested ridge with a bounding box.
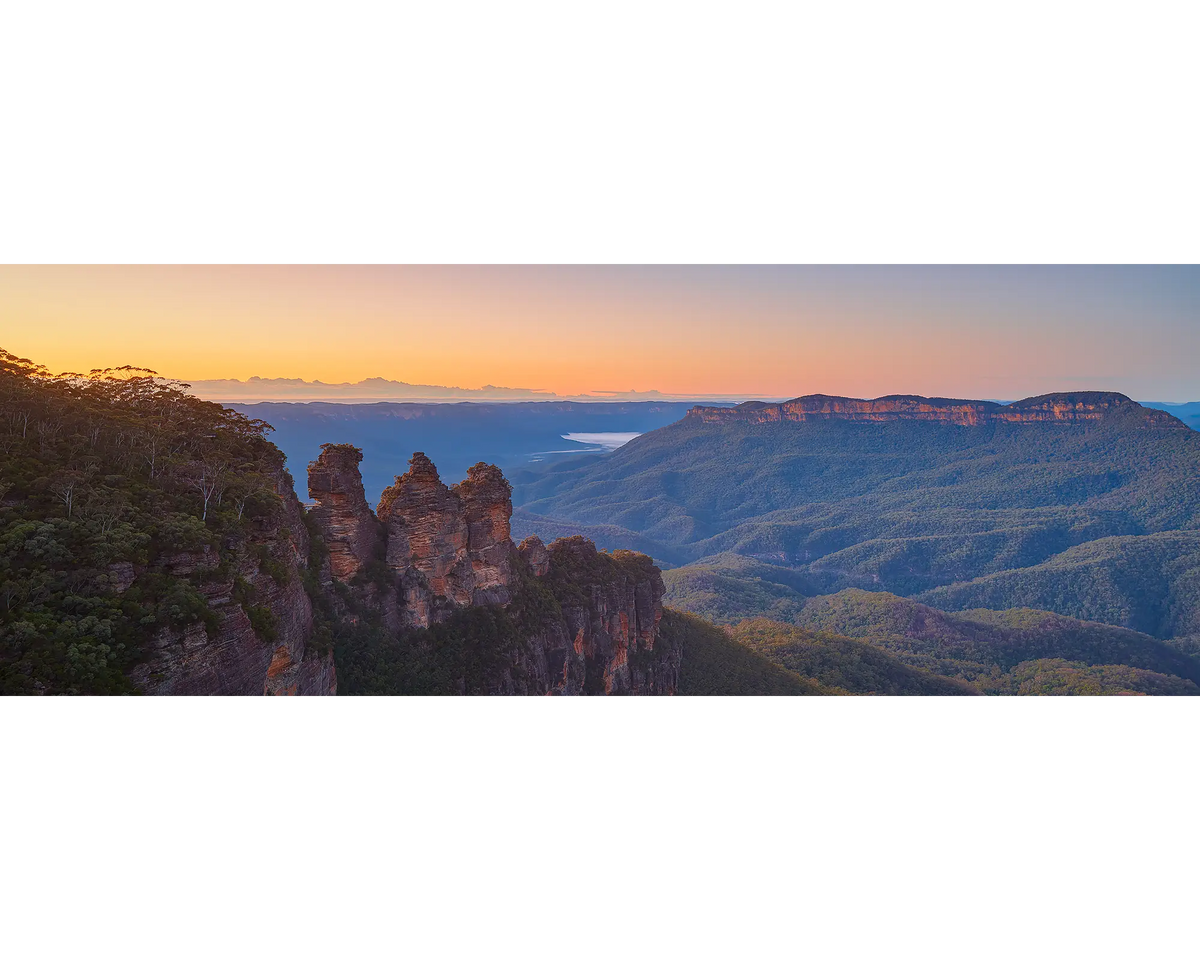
[661,579,1200,695]
[515,400,1200,642]
[0,348,300,693]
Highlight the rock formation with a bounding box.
[687,392,1188,428]
[304,449,678,695]
[518,535,550,577]
[307,443,383,582]
[115,443,675,696]
[375,453,517,628]
[404,534,676,696]
[457,463,516,605]
[526,537,674,695]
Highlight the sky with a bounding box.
[2,265,1198,401]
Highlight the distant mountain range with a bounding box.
[186,374,1200,414]
[187,375,778,404]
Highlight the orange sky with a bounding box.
[2,265,1197,400]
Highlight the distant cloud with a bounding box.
[588,388,667,397]
[185,376,558,402]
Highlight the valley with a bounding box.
[4,348,1199,697]
[230,400,698,504]
[511,393,1200,643]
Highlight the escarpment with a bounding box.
[688,392,1188,428]
[130,464,336,697]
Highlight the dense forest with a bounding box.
[0,348,301,693]
[709,590,1200,695]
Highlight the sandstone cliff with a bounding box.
[687,392,1188,428]
[527,537,674,695]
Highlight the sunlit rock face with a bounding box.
[306,443,383,582]
[996,394,1183,424]
[376,453,518,627]
[687,392,1189,428]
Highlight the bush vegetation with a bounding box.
[515,411,1200,638]
[0,348,290,693]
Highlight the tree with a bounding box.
[183,456,229,521]
[51,473,80,518]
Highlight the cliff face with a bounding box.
[439,535,675,696]
[1000,393,1184,425]
[688,392,1188,428]
[130,466,336,696]
[532,537,674,696]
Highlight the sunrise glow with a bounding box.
[2,265,1197,400]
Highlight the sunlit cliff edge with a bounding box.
[687,392,1188,427]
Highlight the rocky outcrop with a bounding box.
[549,535,672,696]
[521,537,675,695]
[688,392,1188,428]
[314,451,676,694]
[518,535,550,577]
[376,453,517,628]
[307,443,383,582]
[106,561,136,593]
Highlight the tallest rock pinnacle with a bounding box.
[376,452,517,626]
